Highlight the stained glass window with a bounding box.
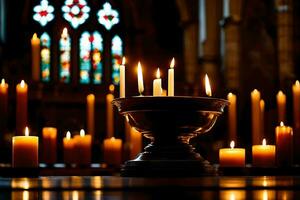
[111,35,123,85]
[40,32,51,82]
[97,2,119,30]
[62,0,90,29]
[33,0,54,26]
[59,28,71,83]
[79,31,92,84]
[79,31,103,84]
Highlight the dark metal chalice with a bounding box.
[113,96,228,177]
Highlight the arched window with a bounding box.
[40,32,51,82]
[111,35,123,85]
[79,31,104,84]
[32,1,123,85]
[59,28,71,83]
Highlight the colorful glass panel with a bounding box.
[59,28,71,83]
[92,31,103,84]
[62,0,90,29]
[111,35,123,85]
[40,32,51,82]
[33,0,54,26]
[79,31,92,84]
[97,2,119,30]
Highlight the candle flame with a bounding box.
[32,33,38,40]
[260,99,265,110]
[262,138,266,146]
[137,62,144,95]
[111,137,115,141]
[230,140,235,149]
[80,129,85,137]
[170,57,175,69]
[62,27,68,37]
[25,127,29,136]
[227,92,233,98]
[66,131,71,139]
[229,193,236,200]
[109,84,115,93]
[278,90,285,96]
[205,74,212,97]
[280,121,284,126]
[122,57,126,65]
[1,79,5,86]
[296,80,300,86]
[156,68,161,79]
[20,80,26,88]
[23,191,29,200]
[87,93,95,101]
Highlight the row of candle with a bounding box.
[12,126,142,168]
[227,81,300,145]
[219,122,292,167]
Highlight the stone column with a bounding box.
[200,0,221,89]
[276,0,294,87]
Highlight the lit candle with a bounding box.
[103,137,123,166]
[153,68,162,96]
[86,94,95,140]
[0,79,8,130]
[12,127,39,168]
[119,57,126,98]
[16,80,28,135]
[251,89,261,145]
[277,90,286,123]
[74,129,92,166]
[31,33,40,81]
[137,62,144,95]
[276,122,293,166]
[204,74,212,96]
[219,141,245,167]
[293,80,300,128]
[260,99,265,136]
[129,127,142,159]
[63,131,74,165]
[42,127,57,164]
[227,93,237,141]
[252,139,276,167]
[168,57,175,96]
[106,85,114,138]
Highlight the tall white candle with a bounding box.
[227,92,237,141]
[137,62,144,95]
[251,89,261,145]
[31,33,40,81]
[119,57,126,98]
[293,80,300,128]
[87,94,95,139]
[106,85,115,138]
[168,58,175,96]
[153,68,162,96]
[277,90,286,123]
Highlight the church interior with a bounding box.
[0,0,300,199]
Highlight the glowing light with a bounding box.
[170,57,175,69]
[1,79,5,86]
[25,127,29,136]
[122,57,126,65]
[280,121,284,126]
[156,68,161,79]
[109,84,115,93]
[66,131,71,139]
[80,129,85,137]
[262,138,266,146]
[230,140,235,149]
[137,62,144,95]
[20,80,26,88]
[205,74,212,96]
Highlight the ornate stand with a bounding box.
[113,96,228,177]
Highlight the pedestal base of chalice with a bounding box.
[113,97,228,177]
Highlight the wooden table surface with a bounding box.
[1,176,300,199]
